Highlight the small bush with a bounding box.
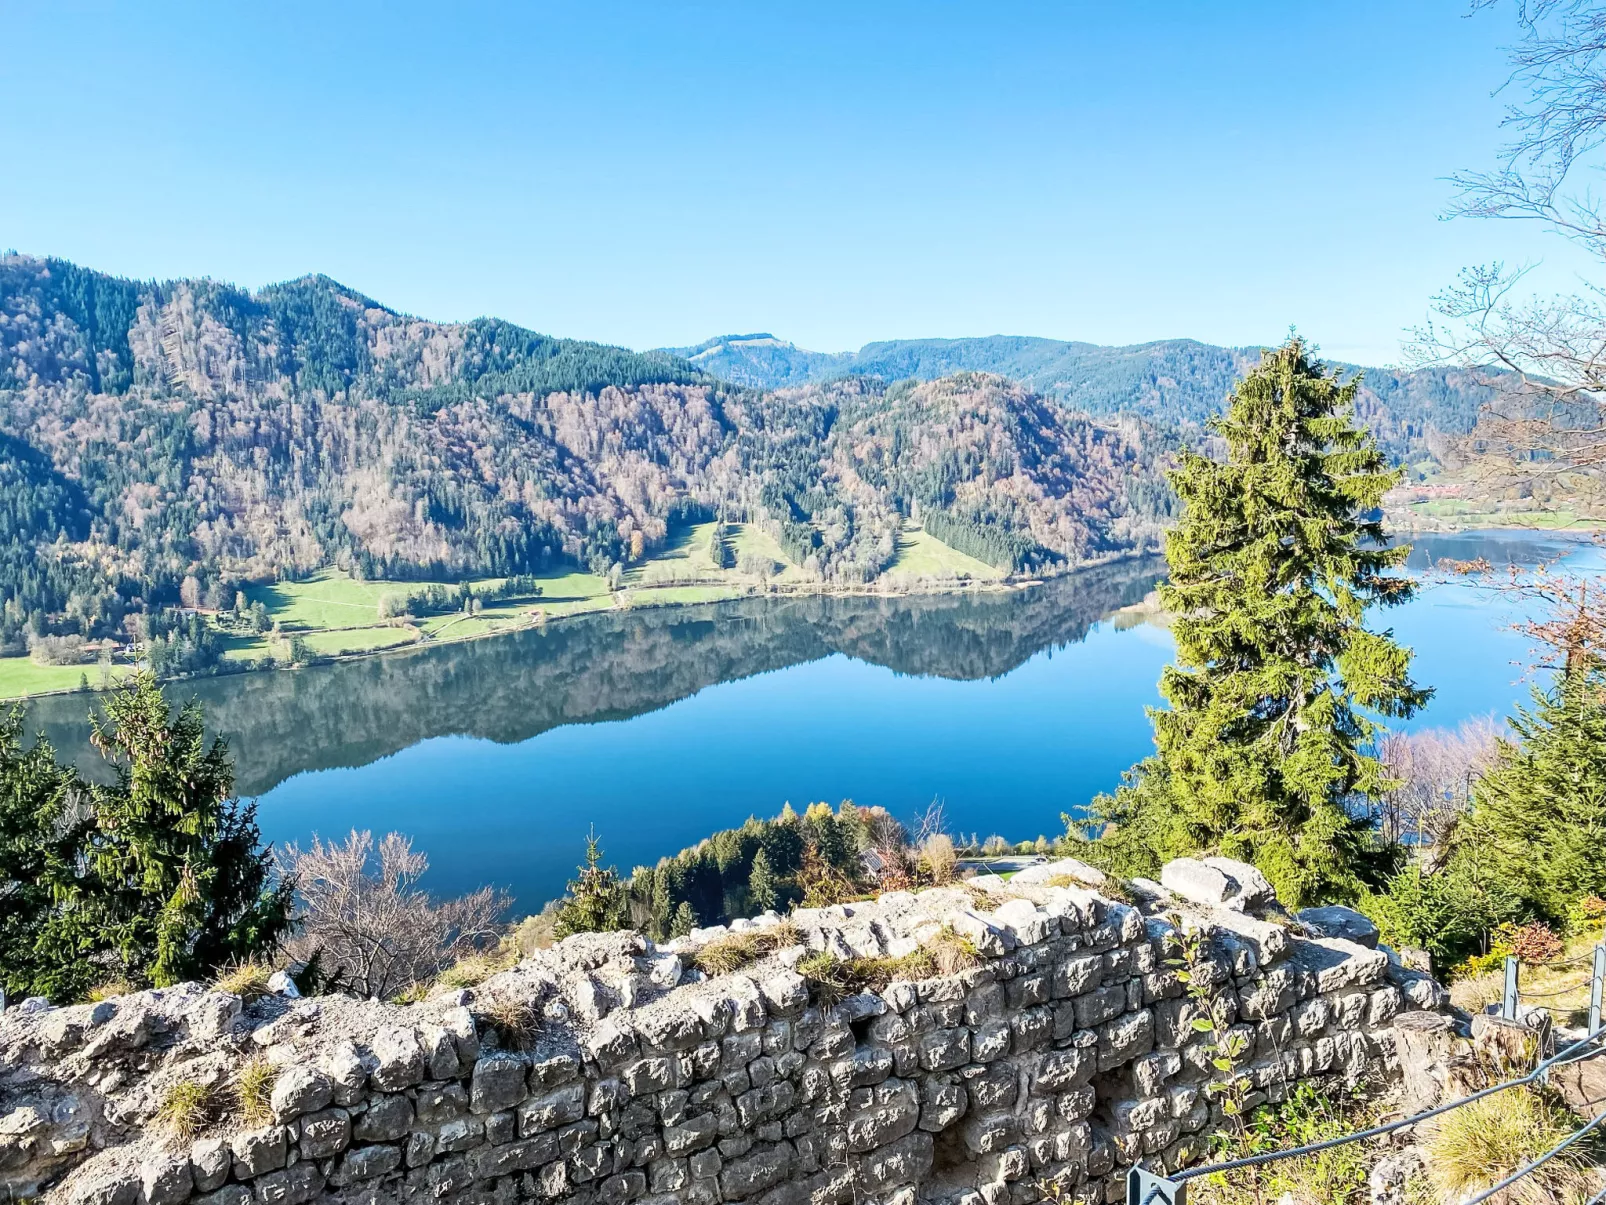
[1191,1082,1377,1205]
[1569,894,1606,933]
[235,1059,276,1127]
[391,981,432,1004]
[212,960,273,1000]
[1425,1087,1593,1205]
[917,833,957,885]
[1509,921,1564,964]
[156,1080,219,1142]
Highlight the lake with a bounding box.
[21,529,1597,913]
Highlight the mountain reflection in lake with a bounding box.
[21,531,1597,910]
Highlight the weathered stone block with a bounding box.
[297,1109,352,1160]
[269,1067,332,1123]
[367,1026,425,1091]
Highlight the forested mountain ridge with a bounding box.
[664,332,1493,466]
[0,254,1170,654]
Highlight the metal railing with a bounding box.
[1127,948,1606,1205]
[1499,944,1606,1035]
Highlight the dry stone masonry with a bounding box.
[0,856,1450,1205]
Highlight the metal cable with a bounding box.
[1535,951,1601,971]
[1458,1105,1606,1205]
[1517,981,1589,999]
[1172,1025,1606,1183]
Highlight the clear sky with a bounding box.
[1,1,1591,364]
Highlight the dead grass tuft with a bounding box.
[475,994,540,1051]
[1425,1087,1595,1205]
[85,978,133,1003]
[211,960,274,1001]
[797,928,980,1009]
[156,1080,220,1142]
[235,1058,277,1127]
[692,921,804,977]
[436,945,519,990]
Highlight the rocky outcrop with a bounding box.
[0,861,1449,1205]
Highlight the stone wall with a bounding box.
[0,857,1450,1205]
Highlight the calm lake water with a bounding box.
[22,530,1599,912]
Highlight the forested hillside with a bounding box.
[667,333,1493,466]
[0,255,1171,657]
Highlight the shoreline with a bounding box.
[3,548,1164,704]
[16,514,1590,705]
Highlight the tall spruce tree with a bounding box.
[1094,337,1427,907]
[53,674,294,989]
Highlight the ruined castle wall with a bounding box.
[0,859,1449,1205]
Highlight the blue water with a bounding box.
[237,530,1598,911]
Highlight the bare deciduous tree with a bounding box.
[279,830,508,1001]
[1411,1,1606,503]
[1377,718,1504,848]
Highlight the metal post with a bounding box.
[1504,956,1521,1021]
[1128,1167,1186,1205]
[1591,945,1605,1035]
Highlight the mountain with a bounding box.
[0,255,1172,657]
[663,334,853,389]
[662,333,1492,467]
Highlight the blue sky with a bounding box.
[1,1,1590,364]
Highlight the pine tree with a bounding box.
[1094,337,1427,907]
[44,673,294,989]
[708,521,732,570]
[669,901,698,938]
[748,848,778,913]
[0,715,82,1000]
[1450,663,1606,927]
[553,828,630,938]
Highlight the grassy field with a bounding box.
[247,567,613,630]
[298,626,419,656]
[1408,502,1605,529]
[247,571,401,630]
[885,523,1002,582]
[728,523,809,584]
[621,584,744,607]
[0,658,130,700]
[0,520,1005,698]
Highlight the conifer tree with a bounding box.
[708,521,732,570]
[0,715,82,1000]
[748,848,778,913]
[1450,662,1606,927]
[669,901,698,939]
[553,828,630,938]
[52,674,295,989]
[1094,337,1427,907]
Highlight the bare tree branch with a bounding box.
[278,830,509,1000]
